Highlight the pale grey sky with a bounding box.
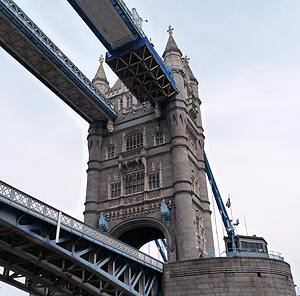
[0,0,300,294]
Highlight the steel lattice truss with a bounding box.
[106,37,178,103]
[0,0,117,122]
[0,180,162,296]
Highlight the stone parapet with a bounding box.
[163,257,296,296]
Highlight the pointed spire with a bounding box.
[182,55,198,85]
[162,25,182,59]
[92,55,109,94]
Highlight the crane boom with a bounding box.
[203,150,235,236]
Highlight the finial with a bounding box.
[183,55,190,64]
[167,25,174,35]
[99,55,104,65]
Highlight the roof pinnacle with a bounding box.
[162,25,182,59]
[93,54,109,94]
[167,25,174,35]
[99,55,104,65]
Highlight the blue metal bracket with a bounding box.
[99,212,109,232]
[161,199,171,221]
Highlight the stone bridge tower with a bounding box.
[84,28,214,262]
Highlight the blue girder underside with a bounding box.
[106,37,178,93]
[67,0,145,53]
[0,180,163,273]
[0,39,93,123]
[0,179,163,294]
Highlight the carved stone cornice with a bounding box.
[118,147,147,174]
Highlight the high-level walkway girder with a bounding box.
[67,0,146,53]
[0,0,117,122]
[0,180,163,296]
[68,0,179,104]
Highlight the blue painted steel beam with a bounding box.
[155,240,168,263]
[203,150,235,236]
[0,180,163,273]
[108,0,145,39]
[0,180,163,295]
[0,0,117,121]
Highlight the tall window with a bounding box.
[120,98,123,110]
[111,183,121,198]
[127,96,133,107]
[155,132,164,145]
[126,132,143,151]
[149,173,160,190]
[107,146,115,159]
[125,173,144,195]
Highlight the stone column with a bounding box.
[167,72,198,261]
[84,121,104,228]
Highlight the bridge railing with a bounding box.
[0,0,116,118]
[0,180,163,272]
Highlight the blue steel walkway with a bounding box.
[0,0,117,122]
[0,180,163,296]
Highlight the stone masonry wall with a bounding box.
[163,257,296,296]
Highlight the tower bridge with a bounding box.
[0,0,297,295]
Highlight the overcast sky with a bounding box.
[0,0,299,295]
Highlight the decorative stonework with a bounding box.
[121,102,148,117]
[108,199,122,208]
[147,190,161,200]
[107,118,114,133]
[103,199,173,221]
[193,208,207,257]
[118,147,146,174]
[124,194,144,205]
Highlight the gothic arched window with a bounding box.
[126,131,143,151]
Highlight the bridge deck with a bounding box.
[0,180,162,296]
[0,0,117,122]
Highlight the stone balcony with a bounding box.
[118,147,147,174]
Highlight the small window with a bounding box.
[155,132,164,145]
[120,98,123,110]
[127,96,133,107]
[125,173,144,195]
[241,241,264,252]
[111,183,121,198]
[126,132,143,151]
[107,146,115,159]
[149,173,160,190]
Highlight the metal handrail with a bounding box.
[0,180,163,272]
[222,247,284,261]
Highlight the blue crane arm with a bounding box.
[203,150,234,236]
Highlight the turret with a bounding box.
[162,25,183,70]
[92,55,110,95]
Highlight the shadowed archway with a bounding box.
[118,226,164,249]
[109,217,172,251]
